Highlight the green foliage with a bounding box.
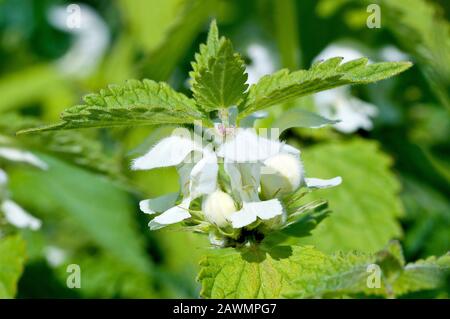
[56,252,156,298]
[9,154,152,274]
[392,254,450,296]
[298,139,403,253]
[318,0,450,109]
[19,79,207,134]
[0,235,26,298]
[263,200,331,247]
[190,21,248,112]
[285,242,450,298]
[198,246,328,298]
[284,250,376,298]
[238,57,411,118]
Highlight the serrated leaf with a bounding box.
[18,79,208,134]
[271,109,339,134]
[238,57,412,118]
[198,246,328,298]
[190,21,248,111]
[283,250,378,298]
[298,139,403,253]
[0,235,26,298]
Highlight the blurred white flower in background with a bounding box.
[132,127,341,234]
[379,45,409,62]
[0,147,47,231]
[313,44,379,133]
[245,43,276,85]
[48,3,110,78]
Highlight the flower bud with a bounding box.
[260,153,303,198]
[202,190,237,228]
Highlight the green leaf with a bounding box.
[57,252,156,298]
[190,21,248,112]
[18,79,208,134]
[263,200,331,247]
[238,57,412,118]
[298,139,403,253]
[284,250,378,298]
[270,109,338,134]
[0,235,26,298]
[198,246,328,298]
[392,254,450,296]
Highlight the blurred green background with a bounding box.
[0,0,448,298]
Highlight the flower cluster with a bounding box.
[132,125,341,247]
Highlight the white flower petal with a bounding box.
[229,199,284,228]
[0,147,48,169]
[148,204,191,230]
[305,176,342,189]
[0,168,7,185]
[132,135,201,170]
[139,192,179,215]
[217,129,282,162]
[1,199,42,230]
[189,149,218,199]
[229,209,257,228]
[244,199,284,220]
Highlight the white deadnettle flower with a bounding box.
[0,168,7,185]
[48,4,110,77]
[0,147,47,230]
[45,246,67,267]
[202,190,237,228]
[133,128,342,231]
[313,44,379,134]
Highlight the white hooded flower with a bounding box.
[313,44,378,134]
[202,190,237,228]
[133,128,342,230]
